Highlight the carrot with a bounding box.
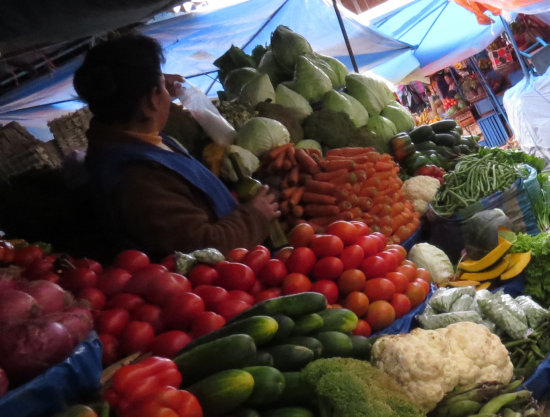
[338,200,353,211]
[325,147,374,158]
[375,161,394,171]
[295,148,320,175]
[325,155,371,163]
[269,143,292,160]
[319,159,355,172]
[329,174,353,185]
[313,169,348,181]
[281,186,298,200]
[358,196,372,211]
[288,166,300,186]
[281,200,290,215]
[358,186,378,198]
[299,173,313,185]
[305,179,337,195]
[346,193,359,205]
[281,159,292,171]
[307,216,335,226]
[363,177,381,188]
[272,150,286,171]
[292,205,304,218]
[289,186,305,207]
[304,204,340,217]
[302,192,337,205]
[372,170,395,180]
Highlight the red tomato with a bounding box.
[396,264,417,282]
[353,319,372,337]
[119,321,155,355]
[364,278,396,301]
[113,250,150,273]
[73,258,103,275]
[61,267,98,292]
[24,258,54,280]
[131,303,164,333]
[326,221,360,245]
[273,247,293,264]
[377,251,399,272]
[288,223,315,248]
[250,279,265,295]
[257,259,288,287]
[226,248,249,263]
[192,285,230,311]
[416,268,432,283]
[163,292,205,330]
[150,330,192,358]
[215,298,251,320]
[254,288,282,303]
[340,244,364,270]
[337,269,366,296]
[98,333,119,366]
[405,282,428,307]
[386,248,405,265]
[344,291,370,317]
[354,235,379,258]
[384,244,407,258]
[106,293,145,312]
[414,278,430,296]
[391,293,412,318]
[370,232,388,252]
[124,264,168,295]
[37,271,60,284]
[360,255,390,278]
[97,267,132,297]
[97,308,131,336]
[243,248,271,275]
[252,245,271,255]
[160,254,176,272]
[286,247,316,275]
[191,311,226,338]
[147,272,192,305]
[188,264,219,287]
[13,245,44,268]
[78,287,106,310]
[385,272,409,293]
[227,290,255,305]
[312,256,344,281]
[366,300,396,331]
[311,280,339,304]
[350,221,370,236]
[282,273,312,295]
[310,234,344,258]
[217,262,256,292]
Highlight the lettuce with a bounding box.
[293,55,332,103]
[239,73,275,107]
[223,67,261,100]
[271,25,313,72]
[322,90,368,128]
[275,84,313,122]
[235,117,290,156]
[381,101,415,133]
[366,114,397,143]
[345,73,394,116]
[219,145,260,182]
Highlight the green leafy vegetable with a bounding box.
[235,116,290,156]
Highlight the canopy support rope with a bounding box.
[333,0,359,73]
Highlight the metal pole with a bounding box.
[500,16,530,78]
[332,0,359,73]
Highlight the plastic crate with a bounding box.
[477,112,509,147]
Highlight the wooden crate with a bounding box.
[452,108,476,129]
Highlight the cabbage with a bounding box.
[235,117,290,156]
[314,53,348,88]
[223,67,261,100]
[293,55,332,103]
[275,84,313,122]
[219,145,260,182]
[305,54,339,89]
[322,90,368,128]
[295,139,322,154]
[271,25,313,71]
[239,73,276,107]
[345,73,394,116]
[257,50,291,87]
[381,101,415,133]
[366,114,397,143]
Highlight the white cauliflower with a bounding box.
[371,322,513,411]
[402,175,441,215]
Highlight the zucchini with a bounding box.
[276,372,317,407]
[261,407,314,417]
[291,313,324,335]
[174,333,256,386]
[180,315,279,352]
[259,344,315,371]
[317,308,358,333]
[271,314,295,342]
[316,331,353,358]
[430,119,457,133]
[243,366,286,406]
[188,369,254,416]
[284,336,323,358]
[229,292,327,322]
[414,140,437,151]
[453,125,464,135]
[250,351,274,367]
[350,335,372,360]
[433,133,458,147]
[408,125,435,143]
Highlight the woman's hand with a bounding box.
[250,186,281,221]
[164,73,185,97]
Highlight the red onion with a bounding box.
[0,277,17,292]
[45,307,93,345]
[0,290,40,323]
[20,280,69,314]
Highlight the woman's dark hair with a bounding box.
[73,34,165,123]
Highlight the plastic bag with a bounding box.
[477,296,530,340]
[515,295,550,328]
[494,291,528,325]
[417,311,483,330]
[176,81,236,146]
[429,287,476,313]
[449,294,475,312]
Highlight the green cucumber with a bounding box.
[458,144,472,154]
[433,133,458,147]
[430,119,457,133]
[413,140,437,151]
[250,351,274,367]
[453,125,464,135]
[243,366,286,406]
[316,331,353,358]
[188,369,254,416]
[229,292,327,322]
[174,333,256,386]
[180,315,279,352]
[261,407,315,417]
[291,313,324,335]
[284,336,323,358]
[408,125,435,143]
[276,372,317,407]
[317,308,358,332]
[259,344,315,371]
[272,315,295,342]
[350,335,372,360]
[233,407,261,417]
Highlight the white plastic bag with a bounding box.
[176,81,236,146]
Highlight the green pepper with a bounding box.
[402,152,430,175]
[390,135,415,161]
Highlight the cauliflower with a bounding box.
[371,322,513,411]
[402,175,441,215]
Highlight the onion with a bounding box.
[0,277,17,292]
[0,290,40,323]
[45,307,93,345]
[20,280,71,314]
[0,320,73,385]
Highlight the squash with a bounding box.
[500,251,532,280]
[459,258,510,282]
[462,209,513,260]
[458,237,513,272]
[476,282,492,291]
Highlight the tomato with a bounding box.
[227,290,255,305]
[97,267,132,297]
[226,248,249,263]
[414,278,430,296]
[405,282,428,307]
[385,272,409,293]
[73,258,104,275]
[257,259,288,287]
[386,248,405,265]
[288,223,315,247]
[131,303,165,333]
[282,273,312,295]
[24,258,54,280]
[310,234,344,258]
[337,269,366,296]
[353,319,372,337]
[344,291,370,317]
[384,244,407,258]
[360,255,390,278]
[217,262,256,292]
[147,272,192,305]
[160,254,176,272]
[113,250,150,273]
[192,285,230,311]
[61,267,98,292]
[369,232,387,252]
[250,279,264,295]
[13,245,44,268]
[416,268,432,283]
[391,293,412,318]
[312,256,344,281]
[366,300,395,331]
[326,221,360,245]
[354,235,379,258]
[192,311,226,338]
[106,293,145,312]
[98,333,119,366]
[350,221,370,236]
[254,288,282,303]
[286,247,316,275]
[163,292,205,330]
[97,308,131,336]
[364,278,395,301]
[37,271,60,284]
[119,321,155,355]
[78,287,107,310]
[396,264,417,282]
[215,298,251,320]
[124,264,168,295]
[186,264,218,288]
[339,244,364,270]
[377,251,399,272]
[243,248,271,275]
[401,259,416,268]
[150,330,192,358]
[311,280,339,304]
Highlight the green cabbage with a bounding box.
[314,53,348,89]
[366,114,397,144]
[219,144,260,182]
[235,116,290,156]
[271,25,313,72]
[257,50,291,87]
[306,54,339,89]
[275,84,313,122]
[293,55,332,103]
[223,67,261,100]
[322,90,369,128]
[381,101,415,133]
[295,139,323,154]
[345,73,394,116]
[239,73,275,107]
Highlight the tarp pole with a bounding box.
[500,16,531,78]
[332,0,359,73]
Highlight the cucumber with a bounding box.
[180,315,279,352]
[317,308,358,333]
[430,119,457,133]
[271,315,295,342]
[261,407,315,417]
[234,407,261,417]
[291,313,324,335]
[276,372,317,407]
[174,333,256,386]
[458,144,471,154]
[316,331,353,358]
[259,344,315,371]
[350,335,372,360]
[413,140,437,151]
[284,336,323,358]
[243,366,286,406]
[250,350,274,367]
[188,369,254,416]
[433,133,458,147]
[229,292,327,322]
[453,125,464,135]
[408,125,435,143]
